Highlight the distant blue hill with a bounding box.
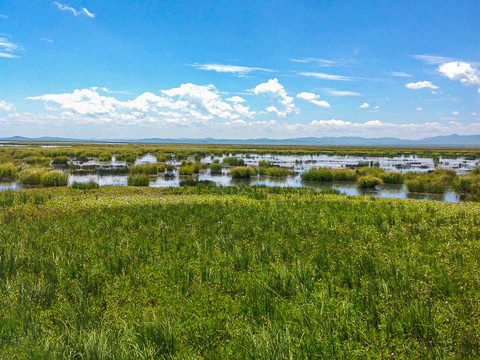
[1,134,480,147]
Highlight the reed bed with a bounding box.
[1,186,480,358]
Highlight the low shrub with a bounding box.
[230,166,257,178]
[71,181,100,190]
[18,168,68,187]
[18,168,48,185]
[265,167,290,177]
[0,163,18,180]
[210,163,223,173]
[51,156,68,165]
[42,170,68,187]
[301,168,334,182]
[130,164,163,175]
[127,175,150,186]
[24,156,51,167]
[178,165,195,176]
[259,160,272,168]
[355,167,386,177]
[223,157,245,166]
[405,177,446,194]
[380,172,404,184]
[332,169,357,181]
[357,175,384,188]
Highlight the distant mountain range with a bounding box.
[1,134,480,147]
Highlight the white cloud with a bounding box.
[162,83,253,120]
[389,71,412,77]
[190,63,272,76]
[0,14,8,19]
[290,58,339,67]
[411,55,455,65]
[226,96,246,103]
[41,38,54,43]
[27,84,255,124]
[253,78,297,117]
[405,81,439,90]
[438,61,480,85]
[0,100,14,112]
[374,106,379,110]
[360,102,369,108]
[54,2,95,18]
[452,111,459,116]
[296,92,330,108]
[326,90,361,97]
[0,37,23,58]
[299,72,353,81]
[416,107,423,111]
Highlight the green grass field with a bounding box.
[1,186,480,358]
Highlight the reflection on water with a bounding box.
[68,174,128,187]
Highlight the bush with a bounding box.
[127,175,150,186]
[230,166,257,178]
[52,156,68,165]
[301,168,334,182]
[380,172,404,184]
[42,171,68,187]
[71,181,100,190]
[355,167,386,177]
[166,164,175,172]
[332,169,357,181]
[265,167,290,177]
[223,157,245,166]
[97,153,112,162]
[405,177,446,194]
[18,168,48,185]
[178,165,195,176]
[24,156,51,167]
[18,168,68,187]
[357,176,384,188]
[259,160,272,168]
[130,164,163,175]
[210,163,223,173]
[0,163,18,180]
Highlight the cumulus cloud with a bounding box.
[253,78,297,117]
[326,90,361,97]
[405,81,439,90]
[438,61,480,85]
[26,84,256,125]
[226,96,246,103]
[360,102,369,108]
[452,111,459,116]
[296,92,330,108]
[416,107,423,111]
[54,2,95,18]
[299,72,352,81]
[0,37,23,58]
[190,63,272,76]
[0,100,14,112]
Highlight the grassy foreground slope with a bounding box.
[1,187,480,359]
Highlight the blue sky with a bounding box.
[1,0,479,139]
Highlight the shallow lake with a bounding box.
[2,153,477,202]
